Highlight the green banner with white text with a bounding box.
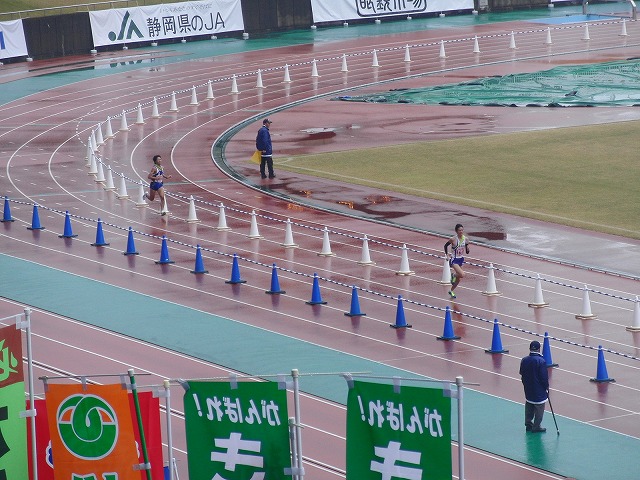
[184,380,292,480]
[347,380,452,480]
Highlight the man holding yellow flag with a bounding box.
[256,118,275,179]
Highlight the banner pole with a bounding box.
[456,376,465,480]
[129,369,152,480]
[24,308,38,480]
[288,417,298,480]
[291,369,305,480]
[164,380,174,480]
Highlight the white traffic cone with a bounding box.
[318,226,335,256]
[248,210,262,239]
[151,97,160,118]
[95,123,104,145]
[206,80,215,99]
[396,244,415,276]
[189,85,199,105]
[104,165,115,190]
[311,59,319,77]
[85,140,93,166]
[136,183,149,207]
[473,35,481,54]
[341,54,349,72]
[620,19,628,36]
[482,263,502,296]
[169,91,178,112]
[105,116,114,138]
[358,235,375,265]
[439,40,447,58]
[626,296,640,332]
[575,285,597,319]
[437,257,452,285]
[95,160,106,183]
[509,31,517,49]
[582,23,590,41]
[161,196,169,216]
[545,27,553,45]
[88,153,98,175]
[528,274,549,308]
[371,49,380,67]
[187,195,199,223]
[230,75,239,94]
[283,64,292,83]
[136,184,148,207]
[119,110,129,131]
[216,202,231,231]
[90,129,97,150]
[256,69,265,88]
[135,103,145,124]
[116,175,129,199]
[282,218,298,248]
[403,44,411,62]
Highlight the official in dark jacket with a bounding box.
[256,118,275,179]
[519,340,549,432]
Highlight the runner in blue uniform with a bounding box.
[143,154,171,215]
[444,223,470,299]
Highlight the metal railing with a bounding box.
[0,0,191,20]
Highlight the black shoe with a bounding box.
[525,425,532,432]
[268,174,276,179]
[531,427,546,433]
[261,174,267,179]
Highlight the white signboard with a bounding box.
[0,20,28,60]
[311,0,475,23]
[89,0,244,47]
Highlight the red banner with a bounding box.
[0,323,23,387]
[31,391,163,480]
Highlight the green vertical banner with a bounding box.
[346,380,452,480]
[0,324,28,480]
[184,380,292,480]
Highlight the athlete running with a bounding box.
[444,223,470,299]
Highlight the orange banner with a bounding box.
[46,383,139,480]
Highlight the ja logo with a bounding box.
[0,339,19,383]
[108,11,143,42]
[56,394,119,460]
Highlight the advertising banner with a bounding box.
[89,0,244,47]
[30,392,163,480]
[346,380,452,480]
[184,380,292,480]
[311,0,474,23]
[0,324,28,480]
[45,384,140,480]
[0,20,28,60]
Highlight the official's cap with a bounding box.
[529,340,541,352]
[263,118,272,125]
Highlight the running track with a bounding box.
[2,13,640,480]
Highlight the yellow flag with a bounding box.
[250,150,261,164]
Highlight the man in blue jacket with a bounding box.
[519,340,549,432]
[256,118,275,179]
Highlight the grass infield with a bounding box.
[279,121,640,239]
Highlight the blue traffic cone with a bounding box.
[225,253,245,284]
[59,211,78,238]
[266,264,285,294]
[191,245,208,274]
[485,319,509,353]
[123,227,139,255]
[345,285,366,317]
[590,345,615,383]
[1,197,14,222]
[543,331,558,368]
[155,235,174,264]
[306,273,327,305]
[437,306,460,340]
[390,295,412,329]
[91,218,109,246]
[27,204,45,230]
